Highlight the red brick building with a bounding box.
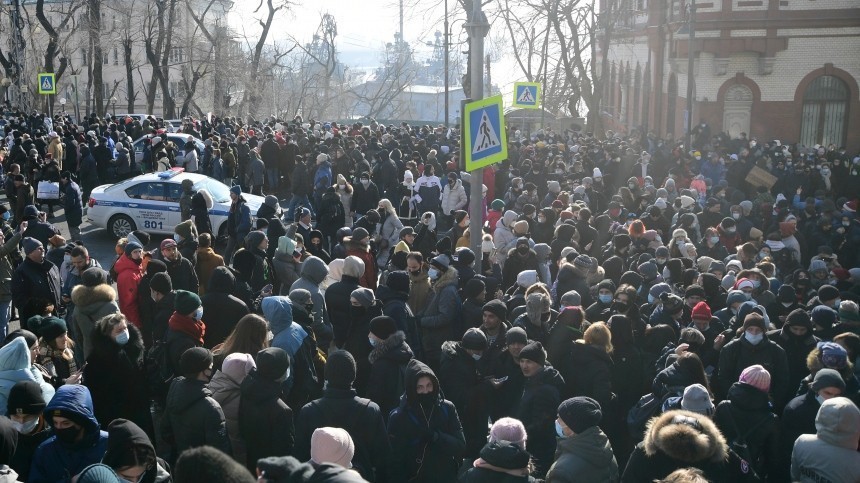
[598,0,860,151]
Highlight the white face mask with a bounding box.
[709,236,719,245]
[173,233,182,242]
[10,418,38,434]
[815,394,825,405]
[361,179,370,187]
[745,330,764,345]
[338,184,345,190]
[463,219,470,227]
[428,268,440,280]
[732,213,741,220]
[471,353,481,361]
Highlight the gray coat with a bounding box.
[0,232,21,302]
[290,256,332,343]
[419,266,460,359]
[70,283,120,359]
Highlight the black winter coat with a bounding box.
[713,382,779,478]
[778,391,820,479]
[325,275,361,347]
[161,377,231,461]
[388,360,466,483]
[164,256,199,293]
[486,349,525,421]
[514,365,565,477]
[201,268,250,349]
[296,387,390,482]
[565,342,614,407]
[460,441,538,482]
[84,324,153,439]
[238,370,294,472]
[190,191,213,236]
[11,257,61,325]
[439,341,492,457]
[502,249,538,291]
[717,335,789,407]
[367,331,413,421]
[554,264,593,308]
[767,327,817,392]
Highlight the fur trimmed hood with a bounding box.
[71,283,117,308]
[643,410,728,464]
[369,330,413,364]
[431,265,459,291]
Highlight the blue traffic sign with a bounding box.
[38,73,56,95]
[512,82,541,109]
[463,95,508,171]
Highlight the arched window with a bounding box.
[667,74,678,138]
[801,75,849,147]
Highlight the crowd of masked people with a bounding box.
[0,108,858,482]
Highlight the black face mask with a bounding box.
[612,302,629,313]
[416,392,436,407]
[409,269,422,276]
[351,306,367,318]
[55,426,81,444]
[517,246,530,256]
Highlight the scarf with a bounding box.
[168,313,205,345]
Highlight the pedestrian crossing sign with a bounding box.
[463,94,508,171]
[38,73,56,95]
[512,82,541,109]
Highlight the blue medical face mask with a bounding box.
[1,212,9,221]
[193,307,203,320]
[648,294,656,304]
[599,294,612,304]
[555,420,568,438]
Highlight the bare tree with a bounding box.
[143,0,178,116]
[237,0,292,115]
[87,0,104,114]
[347,44,418,120]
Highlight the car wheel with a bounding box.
[108,214,136,238]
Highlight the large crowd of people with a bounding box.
[0,108,857,482]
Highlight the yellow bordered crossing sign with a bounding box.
[463,94,508,171]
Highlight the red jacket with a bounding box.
[114,255,143,327]
[346,244,377,290]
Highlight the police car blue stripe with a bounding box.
[95,200,229,217]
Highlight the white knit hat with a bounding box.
[310,427,355,468]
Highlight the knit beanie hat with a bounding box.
[256,347,290,382]
[27,315,67,340]
[80,267,108,287]
[370,316,397,340]
[649,283,672,301]
[22,237,43,256]
[7,380,46,416]
[174,290,202,315]
[742,313,766,332]
[179,347,213,377]
[325,350,356,389]
[464,278,486,299]
[124,241,142,257]
[519,341,546,365]
[76,464,121,483]
[350,287,375,307]
[839,303,860,323]
[475,300,505,324]
[739,365,771,393]
[726,290,747,307]
[680,384,715,416]
[461,328,488,351]
[288,288,312,308]
[685,285,706,299]
[817,341,848,370]
[785,309,812,329]
[385,271,410,295]
[811,305,837,329]
[516,270,538,288]
[574,255,593,270]
[505,327,528,346]
[638,262,658,281]
[311,427,355,468]
[691,302,712,321]
[150,272,172,295]
[810,368,846,392]
[661,293,685,313]
[488,417,527,448]
[817,285,839,302]
[558,397,602,433]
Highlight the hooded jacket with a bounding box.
[290,255,332,345]
[440,178,467,215]
[29,385,109,483]
[493,211,519,267]
[419,266,460,360]
[0,338,54,416]
[114,255,143,327]
[439,341,492,457]
[161,376,231,461]
[70,282,119,359]
[194,246,223,296]
[367,330,413,422]
[201,267,250,349]
[262,297,319,410]
[791,397,860,483]
[713,382,779,477]
[546,425,619,483]
[101,419,170,483]
[387,359,466,482]
[238,369,294,472]
[622,410,759,483]
[209,355,254,466]
[83,324,153,440]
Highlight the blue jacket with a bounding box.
[313,160,333,194]
[0,338,55,415]
[29,385,108,483]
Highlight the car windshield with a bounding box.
[194,177,230,203]
[104,178,137,192]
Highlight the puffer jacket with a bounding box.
[0,338,55,416]
[262,297,320,411]
[238,369,294,472]
[70,282,119,359]
[161,376,231,461]
[441,179,467,215]
[439,341,492,457]
[713,382,779,478]
[366,330,413,421]
[514,365,566,477]
[493,211,519,267]
[419,266,460,362]
[209,356,254,466]
[290,256,332,347]
[378,211,404,251]
[546,425,619,483]
[200,267,249,349]
[460,441,538,482]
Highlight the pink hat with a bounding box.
[489,417,527,448]
[310,427,354,468]
[739,365,771,393]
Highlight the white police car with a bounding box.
[86,169,264,239]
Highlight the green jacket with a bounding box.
[0,232,22,302]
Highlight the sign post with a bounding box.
[38,73,56,119]
[512,82,541,109]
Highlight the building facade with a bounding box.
[598,0,860,151]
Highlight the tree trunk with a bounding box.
[124,38,135,112]
[89,0,104,115]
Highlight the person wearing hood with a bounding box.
[271,235,301,292]
[194,233,223,296]
[791,396,860,483]
[296,351,389,482]
[547,397,618,483]
[513,292,555,345]
[319,187,347,253]
[556,255,595,310]
[101,418,170,483]
[70,267,119,359]
[379,270,420,355]
[713,365,779,479]
[242,230,274,293]
[766,284,803,327]
[161,346,230,464]
[84,314,153,440]
[460,277,486,334]
[238,347,294,472]
[6,380,49,481]
[622,409,758,482]
[736,269,775,308]
[209,352,255,467]
[290,255,332,348]
[29,385,109,483]
[767,308,819,391]
[493,210,519,268]
[366,315,414,422]
[306,229,331,264]
[419,255,461,373]
[514,341,566,477]
[413,211,438,259]
[388,358,465,482]
[717,312,790,407]
[199,266,249,349]
[325,255,364,348]
[262,296,320,411]
[189,188,214,237]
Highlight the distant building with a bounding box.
[598,0,860,151]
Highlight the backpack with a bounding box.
[725,410,773,469]
[627,389,680,440]
[145,340,176,407]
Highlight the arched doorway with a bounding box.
[666,75,677,137]
[722,84,753,139]
[801,75,849,147]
